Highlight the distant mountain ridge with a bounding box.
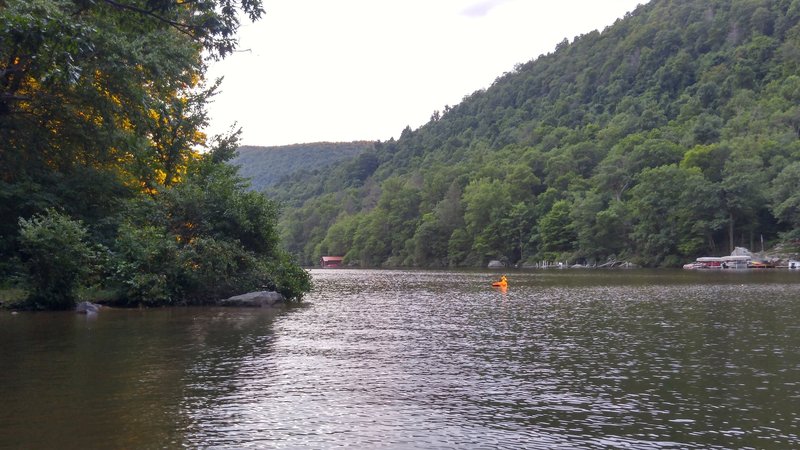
[231,142,373,191]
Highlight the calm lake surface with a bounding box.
[2,269,800,449]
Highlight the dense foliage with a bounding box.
[231,142,373,191]
[1,0,310,308]
[271,0,800,268]
[17,209,94,309]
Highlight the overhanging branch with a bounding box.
[100,0,199,40]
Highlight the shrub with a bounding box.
[180,236,265,303]
[109,225,298,305]
[180,239,311,303]
[264,250,312,300]
[18,210,92,310]
[110,223,182,306]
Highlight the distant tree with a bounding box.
[628,165,722,265]
[571,192,631,262]
[501,201,535,263]
[463,178,512,262]
[538,199,577,261]
[770,161,800,238]
[720,153,767,252]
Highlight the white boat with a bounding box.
[722,255,750,269]
[683,255,751,269]
[683,257,724,269]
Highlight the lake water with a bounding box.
[1,269,799,448]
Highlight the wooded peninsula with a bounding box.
[1,0,310,310]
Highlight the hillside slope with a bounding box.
[271,0,800,268]
[231,142,373,191]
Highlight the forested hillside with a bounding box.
[271,0,800,268]
[232,142,372,191]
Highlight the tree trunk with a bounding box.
[708,233,717,253]
[728,212,734,254]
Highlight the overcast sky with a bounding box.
[203,0,647,147]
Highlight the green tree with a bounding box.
[628,165,722,266]
[770,161,800,238]
[594,135,684,201]
[347,212,391,267]
[354,177,422,265]
[318,213,362,259]
[412,213,450,266]
[110,222,181,306]
[720,153,767,252]
[680,144,728,182]
[462,178,512,263]
[447,228,473,267]
[571,192,631,262]
[410,181,465,266]
[538,199,577,261]
[501,201,535,263]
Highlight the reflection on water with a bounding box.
[1,269,799,448]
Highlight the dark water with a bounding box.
[1,269,799,449]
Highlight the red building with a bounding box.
[320,256,344,268]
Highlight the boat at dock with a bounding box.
[683,255,750,269]
[683,255,764,270]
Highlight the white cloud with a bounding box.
[461,0,517,18]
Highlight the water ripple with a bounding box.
[174,269,800,448]
[3,269,798,448]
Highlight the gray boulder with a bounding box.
[220,291,285,307]
[76,301,101,314]
[487,260,505,269]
